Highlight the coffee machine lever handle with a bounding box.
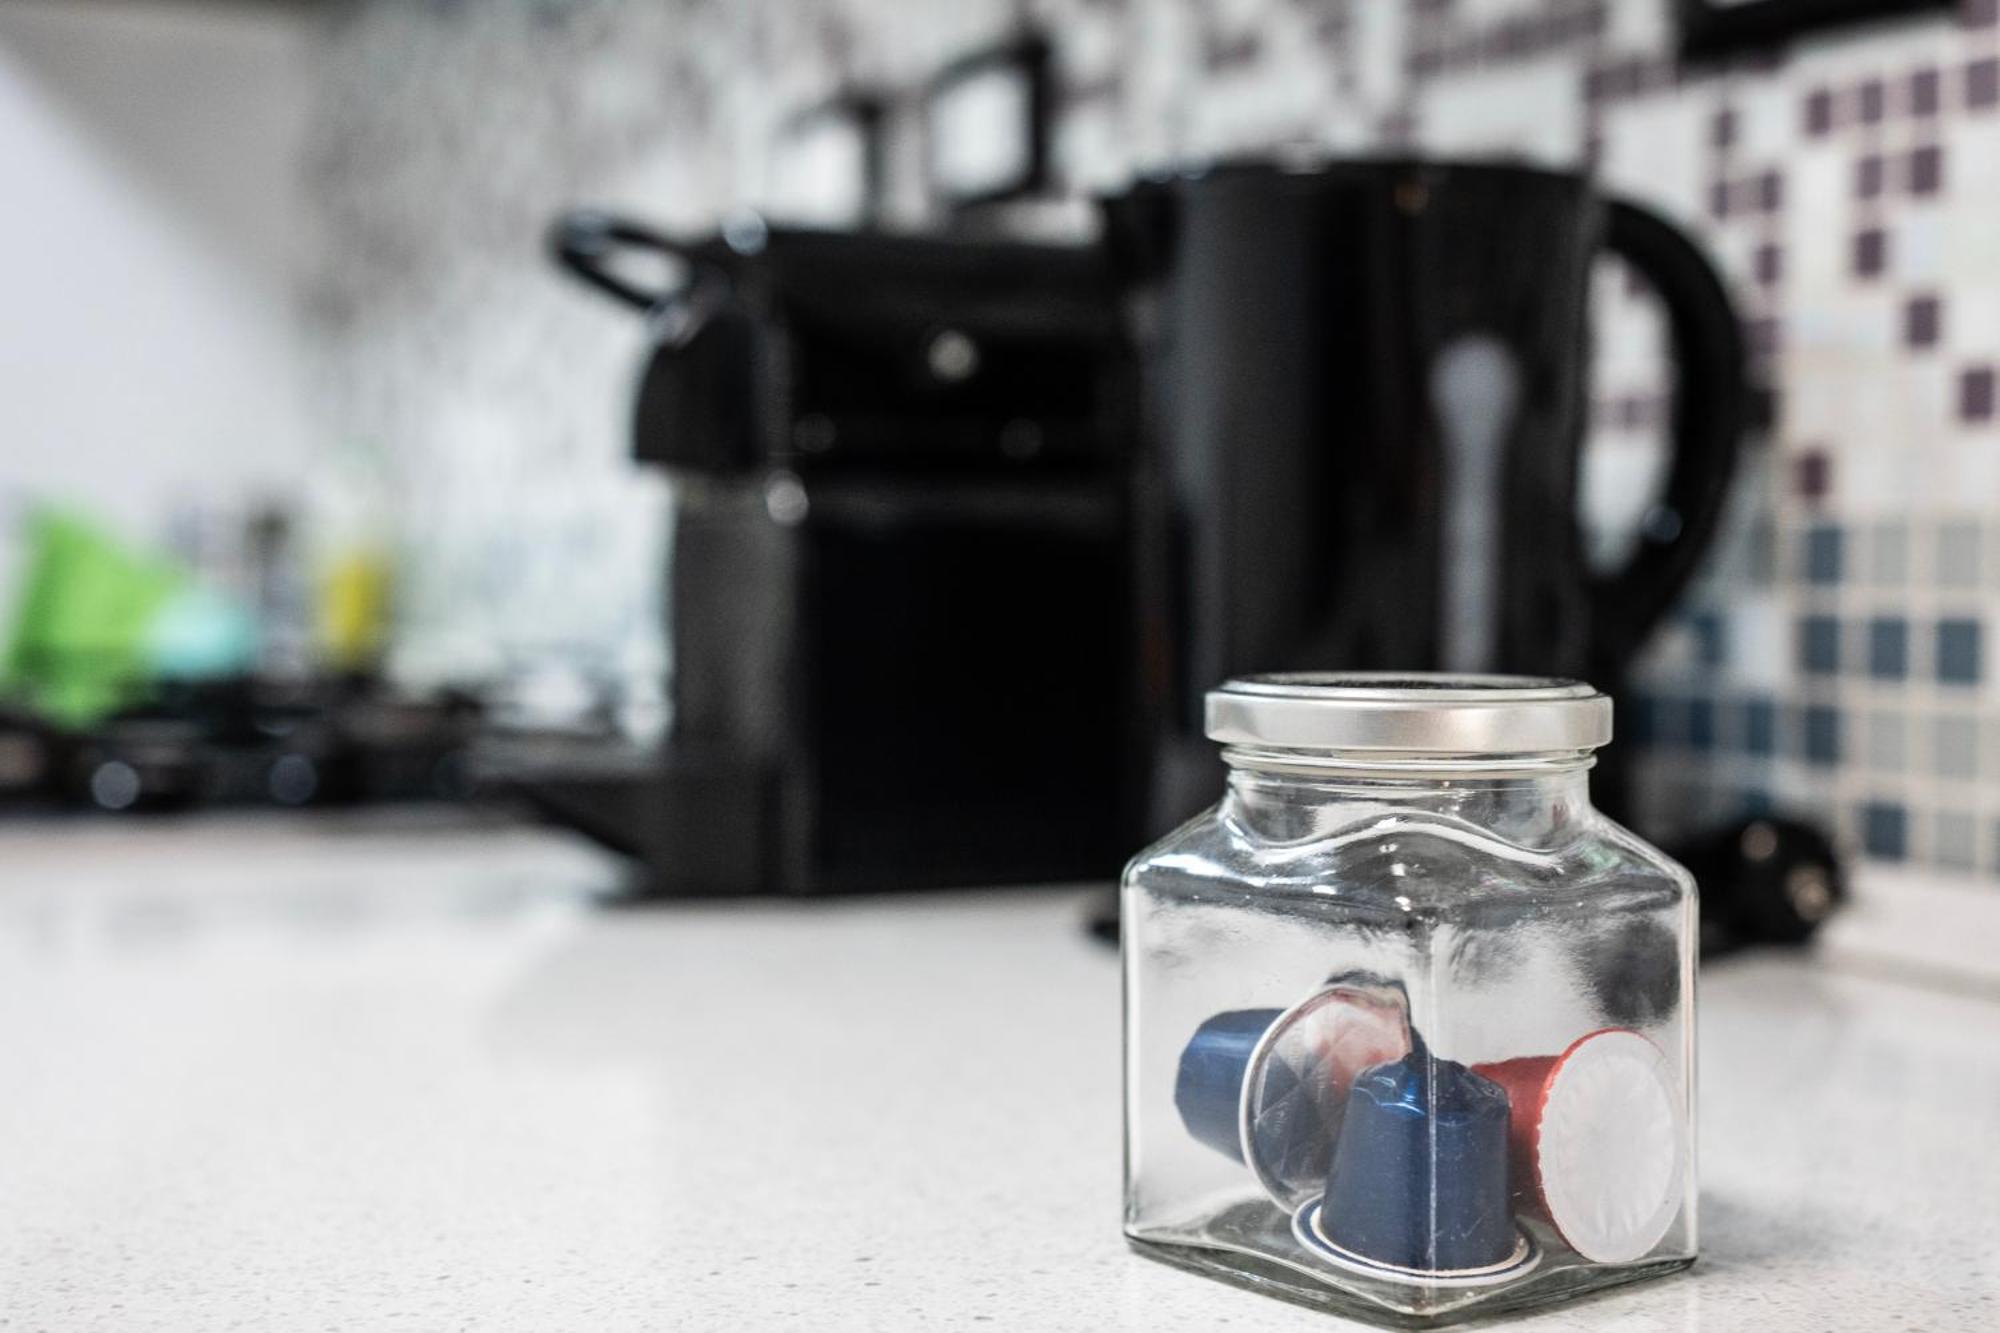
[1591,200,1747,665]
[548,210,703,312]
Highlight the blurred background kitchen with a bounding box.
[7,1,2000,1327]
[6,0,1999,898]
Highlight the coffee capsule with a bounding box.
[1174,979,1412,1208]
[1308,1044,1537,1284]
[1174,1008,1283,1164]
[1238,977,1411,1208]
[1474,1028,1684,1264]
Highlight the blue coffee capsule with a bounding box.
[1173,1009,1281,1163]
[1300,1043,1537,1284]
[1176,982,1414,1206]
[1240,981,1412,1207]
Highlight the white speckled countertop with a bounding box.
[1,813,1996,1331]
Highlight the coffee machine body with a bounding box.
[546,158,1747,894]
[553,217,1150,893]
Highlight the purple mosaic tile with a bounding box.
[1910,144,1945,195]
[1965,0,1998,29]
[1750,315,1783,359]
[1857,78,1886,123]
[1906,294,1944,349]
[1911,67,1942,116]
[1971,58,1999,109]
[1710,179,1731,219]
[1962,366,1997,421]
[1755,242,1783,286]
[1758,169,1784,212]
[1857,153,1885,199]
[1203,31,1262,72]
[1591,56,1655,103]
[1712,107,1735,148]
[1853,228,1888,278]
[1804,86,1835,135]
[1058,74,1121,110]
[1625,394,1663,429]
[1795,448,1832,501]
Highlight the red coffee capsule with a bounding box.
[1473,1028,1685,1264]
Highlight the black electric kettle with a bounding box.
[1102,160,1746,825]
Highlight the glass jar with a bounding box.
[1123,675,1695,1325]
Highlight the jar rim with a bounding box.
[1205,673,1612,755]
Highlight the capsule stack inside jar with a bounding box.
[1174,970,1687,1292]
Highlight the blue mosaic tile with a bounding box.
[1689,611,1726,666]
[1687,697,1717,751]
[1738,788,1774,818]
[1861,801,1908,861]
[1804,524,1844,584]
[1937,618,1982,684]
[1627,694,1658,747]
[1745,517,1777,582]
[1656,696,1688,748]
[1802,705,1841,764]
[1867,616,1908,679]
[1741,698,1777,755]
[1799,615,1840,675]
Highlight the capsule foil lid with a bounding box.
[1474,1027,1686,1264]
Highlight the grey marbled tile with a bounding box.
[1866,520,1910,585]
[1865,710,1907,772]
[1934,810,1978,871]
[1934,712,1979,779]
[1938,520,1982,588]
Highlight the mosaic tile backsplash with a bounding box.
[306,0,2000,879]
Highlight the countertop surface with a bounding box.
[3,813,1997,1331]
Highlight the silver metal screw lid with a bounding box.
[1205,673,1612,755]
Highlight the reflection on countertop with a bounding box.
[0,813,1993,1331]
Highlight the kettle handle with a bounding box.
[548,210,701,311]
[1590,199,1746,667]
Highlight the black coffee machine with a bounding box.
[538,213,1150,894]
[540,162,1840,940]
